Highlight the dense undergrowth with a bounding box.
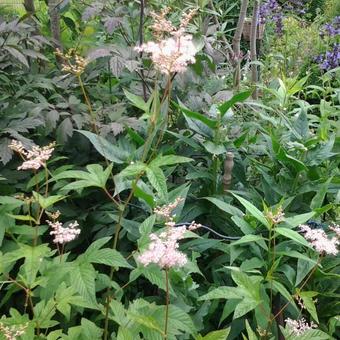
[0,1,339,339]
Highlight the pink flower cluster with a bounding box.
[135,8,197,75]
[285,318,317,336]
[9,140,55,171]
[47,220,80,244]
[138,226,187,269]
[300,224,339,256]
[0,322,27,340]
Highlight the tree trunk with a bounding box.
[232,0,249,90]
[250,0,260,99]
[48,0,62,51]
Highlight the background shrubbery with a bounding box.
[0,0,339,339]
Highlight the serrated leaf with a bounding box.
[32,192,66,209]
[78,130,129,163]
[146,166,167,200]
[70,263,97,307]
[86,248,133,269]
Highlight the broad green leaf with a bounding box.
[133,184,155,207]
[231,235,268,250]
[275,227,311,248]
[80,318,103,339]
[271,280,298,312]
[232,194,270,228]
[204,197,244,217]
[117,327,136,340]
[146,166,168,200]
[179,106,217,129]
[218,91,251,117]
[54,164,112,190]
[70,262,97,307]
[198,286,243,300]
[130,266,176,296]
[32,192,66,209]
[20,244,52,286]
[120,162,147,177]
[7,214,37,223]
[86,248,133,269]
[128,312,164,335]
[276,250,318,266]
[245,320,258,340]
[124,89,150,112]
[284,212,315,228]
[197,329,230,340]
[233,298,259,319]
[310,179,331,209]
[149,155,193,168]
[0,196,24,209]
[296,258,315,286]
[78,130,129,163]
[300,292,319,322]
[202,141,226,155]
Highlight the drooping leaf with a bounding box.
[78,130,129,163]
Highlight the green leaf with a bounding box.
[32,192,66,209]
[232,194,270,228]
[300,292,319,322]
[218,91,251,117]
[149,155,193,168]
[120,162,147,177]
[198,286,243,300]
[284,212,315,228]
[53,164,112,190]
[117,327,136,340]
[275,227,311,248]
[231,235,268,250]
[202,141,226,155]
[146,166,168,200]
[87,248,133,269]
[204,197,244,217]
[70,263,97,307]
[80,318,103,339]
[197,328,231,340]
[130,266,176,296]
[124,89,149,112]
[7,214,37,223]
[0,196,24,209]
[245,320,258,340]
[233,298,259,319]
[78,130,129,163]
[133,184,155,208]
[271,280,298,312]
[177,103,217,129]
[310,179,332,210]
[20,244,52,286]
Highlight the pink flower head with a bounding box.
[285,318,317,336]
[48,220,80,244]
[136,35,196,75]
[135,8,197,75]
[138,226,187,269]
[300,224,339,256]
[9,140,55,171]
